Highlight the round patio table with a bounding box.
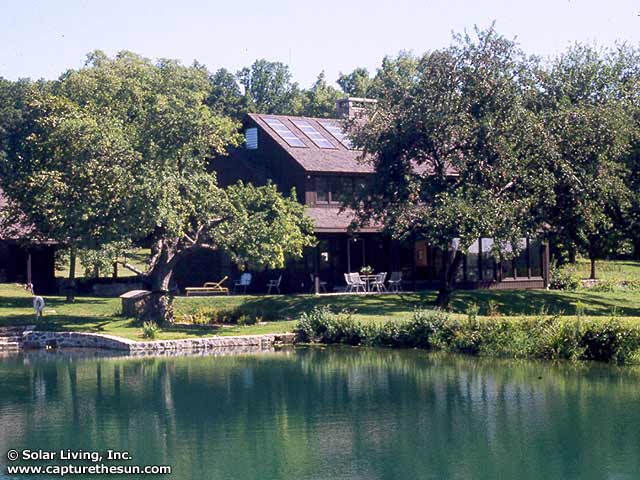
[359,274,378,293]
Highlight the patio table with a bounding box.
[359,274,378,293]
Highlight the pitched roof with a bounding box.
[0,187,47,242]
[305,206,381,233]
[248,113,375,174]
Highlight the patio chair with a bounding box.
[267,275,283,294]
[233,273,252,294]
[185,276,229,296]
[388,271,403,292]
[349,272,367,293]
[371,272,388,293]
[309,274,328,293]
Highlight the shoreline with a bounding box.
[10,329,298,353]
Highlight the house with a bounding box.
[0,188,57,294]
[209,98,550,293]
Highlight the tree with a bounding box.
[0,51,315,317]
[538,44,634,277]
[236,59,302,114]
[337,67,372,97]
[299,72,342,118]
[207,68,246,120]
[348,27,556,306]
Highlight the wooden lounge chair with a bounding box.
[185,276,229,296]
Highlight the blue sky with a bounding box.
[1,0,639,88]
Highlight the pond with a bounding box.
[0,347,639,479]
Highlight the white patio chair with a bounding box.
[309,274,327,293]
[233,273,252,294]
[344,273,355,292]
[350,272,367,293]
[371,272,388,293]
[267,275,282,294]
[388,271,403,292]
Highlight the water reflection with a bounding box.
[0,347,639,479]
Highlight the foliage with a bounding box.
[0,52,315,320]
[537,44,635,273]
[348,27,556,306]
[299,72,342,118]
[207,67,247,120]
[296,305,640,364]
[142,321,159,339]
[337,67,372,97]
[549,264,582,290]
[77,241,131,278]
[237,59,302,115]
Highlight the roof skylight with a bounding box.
[318,120,353,149]
[291,119,335,149]
[263,118,306,148]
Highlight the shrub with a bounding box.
[296,305,640,364]
[549,264,581,291]
[142,321,159,339]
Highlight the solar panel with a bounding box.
[263,118,306,148]
[291,119,335,149]
[318,120,353,149]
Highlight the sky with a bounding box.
[1,0,640,88]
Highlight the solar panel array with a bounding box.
[291,119,335,149]
[263,118,306,147]
[318,120,353,149]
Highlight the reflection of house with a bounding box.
[0,188,57,294]
[209,98,549,293]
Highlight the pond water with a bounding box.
[0,347,639,479]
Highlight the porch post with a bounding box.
[26,251,32,286]
[347,237,351,273]
[314,246,320,295]
[542,239,550,288]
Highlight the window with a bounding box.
[481,238,496,281]
[315,176,359,204]
[245,128,258,149]
[514,238,528,278]
[466,240,480,281]
[316,177,329,203]
[530,239,542,277]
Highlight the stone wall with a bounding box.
[20,330,297,353]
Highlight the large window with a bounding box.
[481,238,496,281]
[315,176,362,204]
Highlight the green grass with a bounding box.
[56,248,151,279]
[571,258,640,282]
[3,269,640,342]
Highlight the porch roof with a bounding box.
[305,206,382,234]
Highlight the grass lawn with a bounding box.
[2,273,640,341]
[570,258,640,282]
[56,248,151,279]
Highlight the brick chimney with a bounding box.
[336,97,376,119]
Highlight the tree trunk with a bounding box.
[66,247,77,303]
[435,249,464,307]
[112,262,118,279]
[144,241,179,324]
[588,237,597,280]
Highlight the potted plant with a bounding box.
[359,265,374,275]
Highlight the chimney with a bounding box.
[336,97,376,119]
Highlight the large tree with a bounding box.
[538,44,634,277]
[236,59,302,114]
[0,51,315,318]
[299,72,342,118]
[337,67,372,97]
[348,28,556,305]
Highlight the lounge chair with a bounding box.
[233,273,252,294]
[267,275,283,294]
[388,271,403,292]
[371,272,388,292]
[309,274,328,293]
[185,276,229,296]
